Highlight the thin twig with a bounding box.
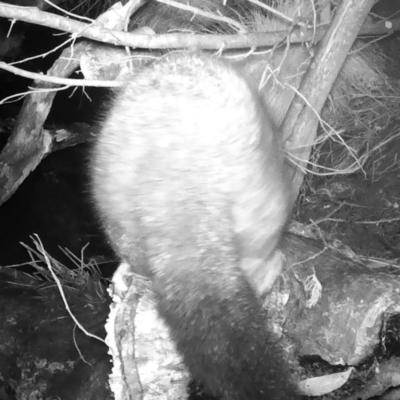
[33,234,105,344]
[0,61,121,87]
[157,0,247,33]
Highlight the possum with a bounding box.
[91,52,296,400]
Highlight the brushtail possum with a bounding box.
[91,52,296,400]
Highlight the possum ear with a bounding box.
[242,250,285,295]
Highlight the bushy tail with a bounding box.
[153,256,297,400]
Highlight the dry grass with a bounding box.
[13,236,109,304]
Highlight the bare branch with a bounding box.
[0,61,121,87]
[0,2,396,51]
[282,0,379,202]
[0,3,326,49]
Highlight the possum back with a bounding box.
[91,53,296,400]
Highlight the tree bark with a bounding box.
[0,42,86,206]
[282,0,378,202]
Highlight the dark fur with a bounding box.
[91,52,296,399]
